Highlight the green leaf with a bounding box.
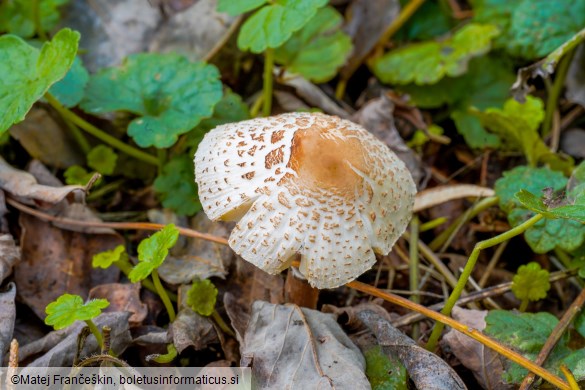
[49,56,89,108]
[186,279,218,316]
[511,262,551,302]
[237,0,328,53]
[495,166,585,253]
[217,0,267,16]
[473,0,585,59]
[0,28,79,134]
[92,245,126,269]
[364,346,408,390]
[451,110,501,149]
[472,96,551,165]
[151,343,178,364]
[153,156,201,216]
[80,53,222,148]
[495,166,567,213]
[273,6,352,82]
[397,0,454,41]
[63,165,94,185]
[576,311,585,338]
[87,145,117,175]
[516,189,585,223]
[371,23,499,85]
[129,224,180,282]
[485,310,585,383]
[45,294,109,330]
[0,0,69,38]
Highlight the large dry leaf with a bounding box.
[171,308,218,353]
[0,157,84,205]
[149,0,239,61]
[341,0,400,79]
[89,283,147,326]
[0,283,16,364]
[241,301,369,389]
[158,212,230,284]
[15,213,121,319]
[442,307,512,390]
[9,108,84,169]
[23,312,131,367]
[352,95,427,187]
[0,234,20,284]
[358,310,467,390]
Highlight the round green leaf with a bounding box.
[129,224,180,282]
[0,0,69,38]
[92,245,126,269]
[80,53,222,148]
[274,6,352,82]
[371,23,499,85]
[218,0,267,16]
[0,28,79,134]
[45,294,109,330]
[153,156,201,216]
[49,56,89,108]
[237,0,328,53]
[511,262,550,302]
[87,145,117,175]
[186,279,218,316]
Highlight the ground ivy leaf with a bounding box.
[511,262,550,302]
[0,0,69,38]
[371,23,499,85]
[186,279,218,316]
[129,224,179,282]
[452,110,501,149]
[509,208,585,253]
[45,294,109,329]
[472,96,551,165]
[485,310,585,383]
[495,166,567,213]
[87,145,117,175]
[274,6,352,82]
[397,0,454,42]
[364,346,408,390]
[92,245,126,269]
[49,56,89,108]
[0,28,79,135]
[63,165,94,186]
[516,189,585,223]
[217,0,267,16]
[237,0,328,53]
[80,53,222,148]
[153,156,201,216]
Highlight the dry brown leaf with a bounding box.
[0,283,16,364]
[15,213,121,319]
[9,108,84,169]
[171,308,218,353]
[359,310,467,390]
[89,283,147,326]
[340,0,400,80]
[22,312,131,367]
[442,307,512,390]
[0,235,20,284]
[241,301,369,389]
[0,157,84,206]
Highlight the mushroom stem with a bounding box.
[285,267,319,309]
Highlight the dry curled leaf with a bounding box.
[88,283,148,326]
[358,310,467,390]
[0,234,20,284]
[241,301,369,389]
[442,307,512,390]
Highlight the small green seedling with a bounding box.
[511,262,551,312]
[186,279,218,317]
[128,224,180,322]
[45,294,109,350]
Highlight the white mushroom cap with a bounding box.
[194,112,416,289]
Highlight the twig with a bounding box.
[409,216,420,340]
[347,280,570,390]
[519,286,585,390]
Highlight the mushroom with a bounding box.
[194,112,416,289]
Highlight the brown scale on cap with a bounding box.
[194,112,416,289]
